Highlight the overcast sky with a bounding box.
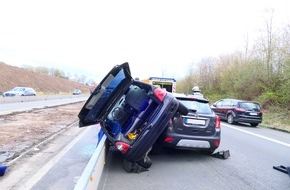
[0,0,289,82]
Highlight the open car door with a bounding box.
[78,62,132,127]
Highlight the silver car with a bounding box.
[2,87,36,97]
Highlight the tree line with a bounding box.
[23,65,96,86]
[177,12,290,109]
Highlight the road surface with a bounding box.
[1,97,290,190]
[0,95,88,115]
[99,122,290,190]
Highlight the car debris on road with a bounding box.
[273,165,290,177]
[211,150,230,159]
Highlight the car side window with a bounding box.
[229,100,237,108]
[222,100,231,108]
[216,100,224,108]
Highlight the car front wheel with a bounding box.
[227,114,234,124]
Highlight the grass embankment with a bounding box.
[262,107,290,133]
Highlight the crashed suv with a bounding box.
[78,62,188,171]
[152,93,221,155]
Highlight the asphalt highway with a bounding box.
[0,95,89,115]
[1,96,289,190]
[99,122,290,190]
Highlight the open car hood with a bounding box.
[78,62,132,127]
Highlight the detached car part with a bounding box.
[211,150,230,159]
[273,165,290,177]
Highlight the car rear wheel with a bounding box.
[250,123,258,127]
[227,114,234,124]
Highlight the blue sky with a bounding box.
[0,0,289,82]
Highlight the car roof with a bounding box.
[12,87,33,90]
[171,92,209,103]
[219,98,259,104]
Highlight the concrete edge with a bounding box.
[74,135,107,190]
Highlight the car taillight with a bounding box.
[115,142,130,154]
[216,115,220,128]
[234,107,247,112]
[164,137,173,143]
[214,140,220,147]
[153,88,166,102]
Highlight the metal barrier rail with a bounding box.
[74,135,107,190]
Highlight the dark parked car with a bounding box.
[2,87,36,97]
[211,99,262,127]
[153,93,221,154]
[78,63,188,170]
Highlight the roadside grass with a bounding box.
[261,107,290,133]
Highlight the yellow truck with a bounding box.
[141,77,176,93]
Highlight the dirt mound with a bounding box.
[0,62,91,94]
[0,102,84,163]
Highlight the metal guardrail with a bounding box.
[74,135,107,190]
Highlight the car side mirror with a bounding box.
[212,104,217,107]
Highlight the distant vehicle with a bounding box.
[2,87,36,97]
[141,77,176,92]
[211,98,262,127]
[73,89,82,95]
[152,93,221,154]
[78,62,188,170]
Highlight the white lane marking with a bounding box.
[223,124,290,148]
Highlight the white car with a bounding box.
[73,89,82,95]
[2,87,36,97]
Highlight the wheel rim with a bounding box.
[227,114,233,124]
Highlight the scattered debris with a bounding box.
[273,165,290,177]
[211,150,230,159]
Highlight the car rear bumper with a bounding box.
[234,116,262,124]
[158,131,221,150]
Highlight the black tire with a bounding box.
[227,114,234,124]
[250,123,258,127]
[137,156,152,169]
[177,102,189,115]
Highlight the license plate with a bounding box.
[185,118,205,125]
[249,112,258,116]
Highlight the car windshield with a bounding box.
[12,87,26,92]
[178,99,212,114]
[240,102,261,111]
